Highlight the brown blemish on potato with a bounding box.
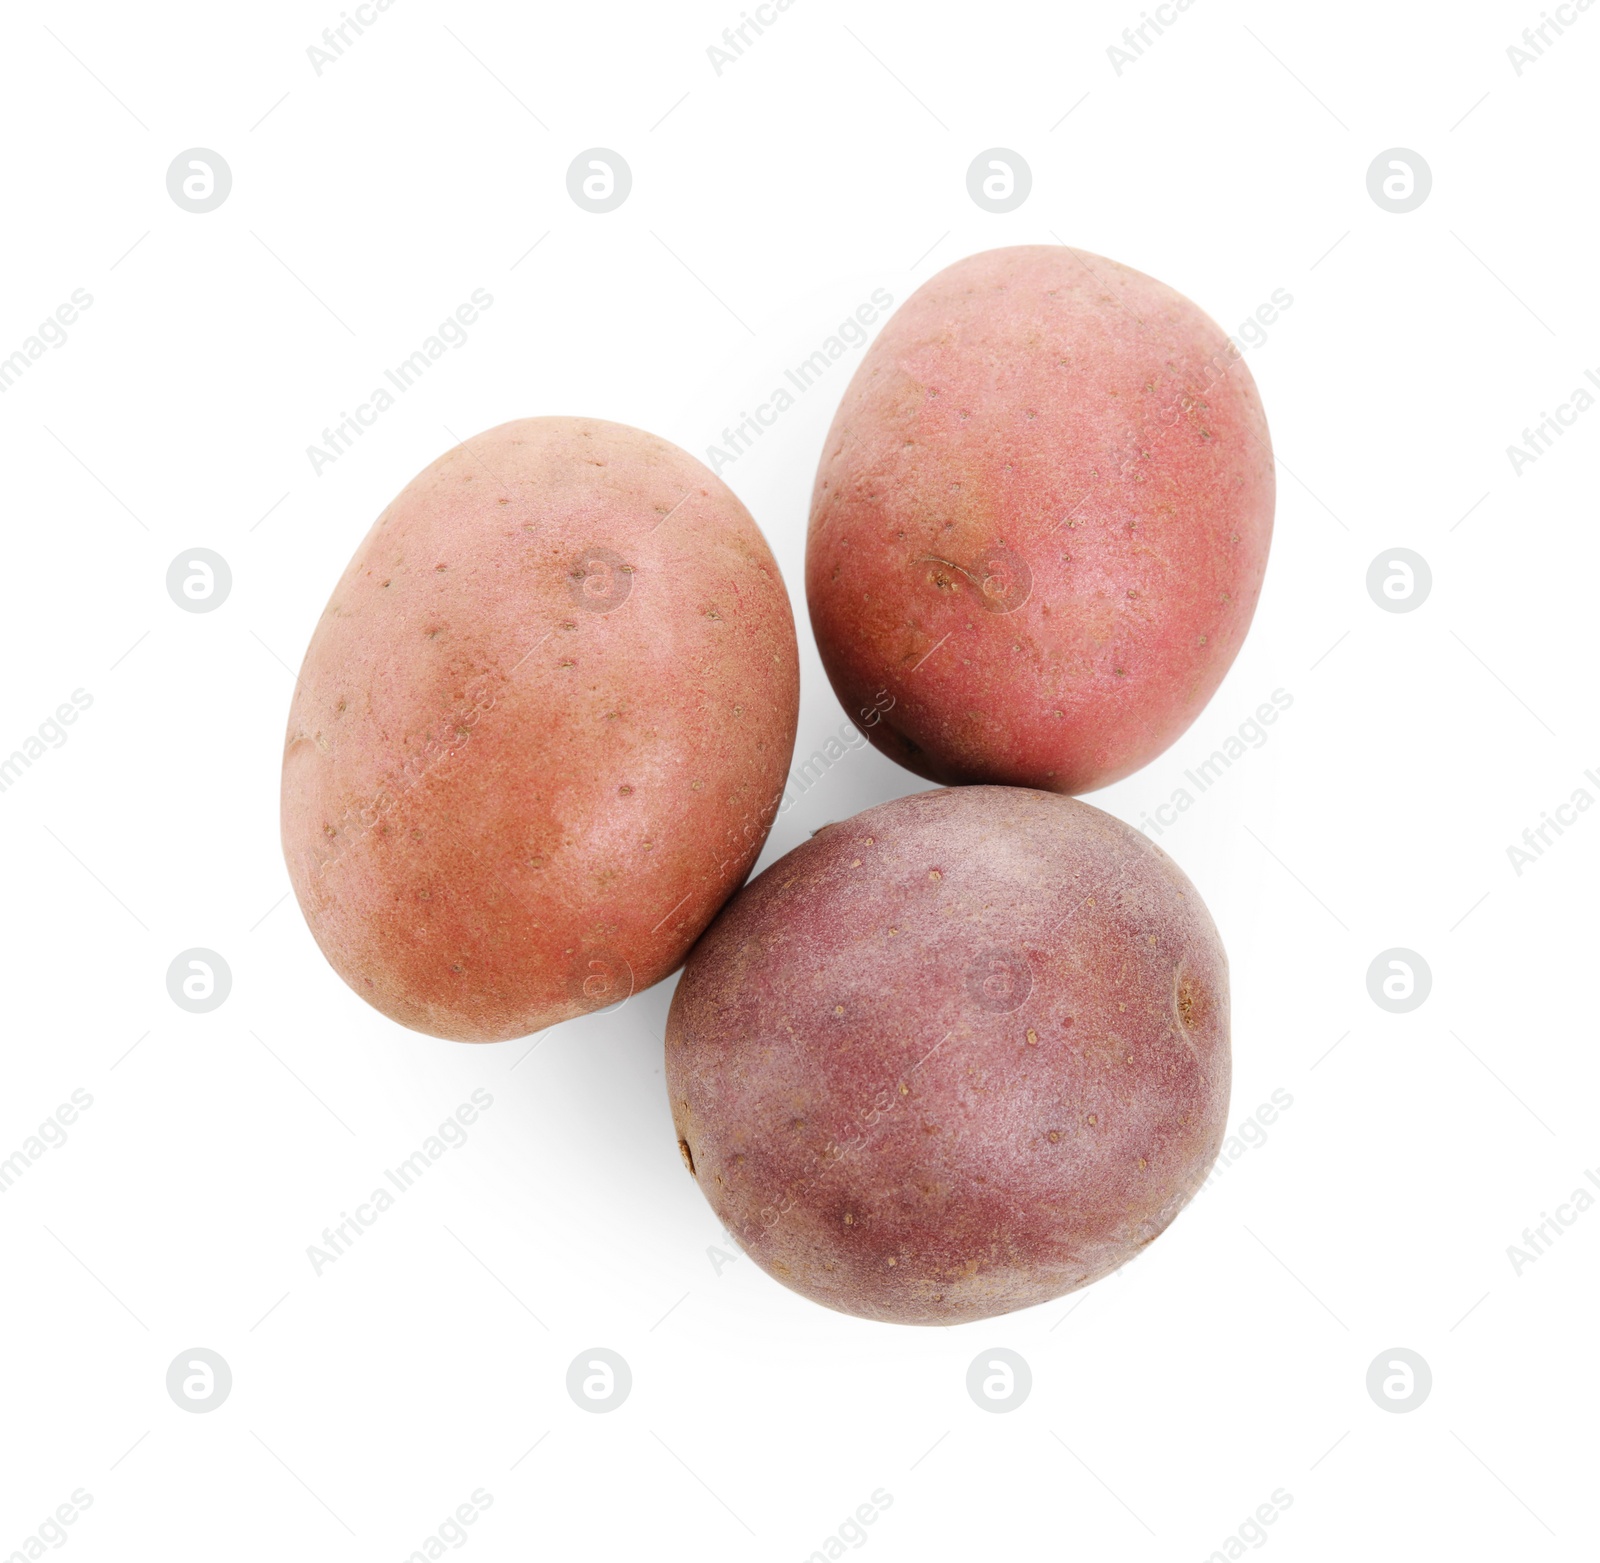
[677,1139,696,1176]
[1176,968,1208,1031]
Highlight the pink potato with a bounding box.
[808,244,1274,794]
[665,785,1229,1325]
[281,417,799,1042]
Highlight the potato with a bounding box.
[281,417,799,1042]
[807,244,1274,794]
[665,785,1228,1325]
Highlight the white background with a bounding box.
[1,1,1595,1558]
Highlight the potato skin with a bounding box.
[807,244,1274,793]
[282,417,799,1042]
[665,786,1228,1325]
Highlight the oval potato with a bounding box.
[808,244,1274,793]
[282,416,799,1042]
[666,785,1230,1325]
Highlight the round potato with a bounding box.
[808,244,1274,794]
[666,785,1229,1325]
[281,417,799,1042]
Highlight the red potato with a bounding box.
[281,417,799,1042]
[665,785,1229,1325]
[808,244,1274,794]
